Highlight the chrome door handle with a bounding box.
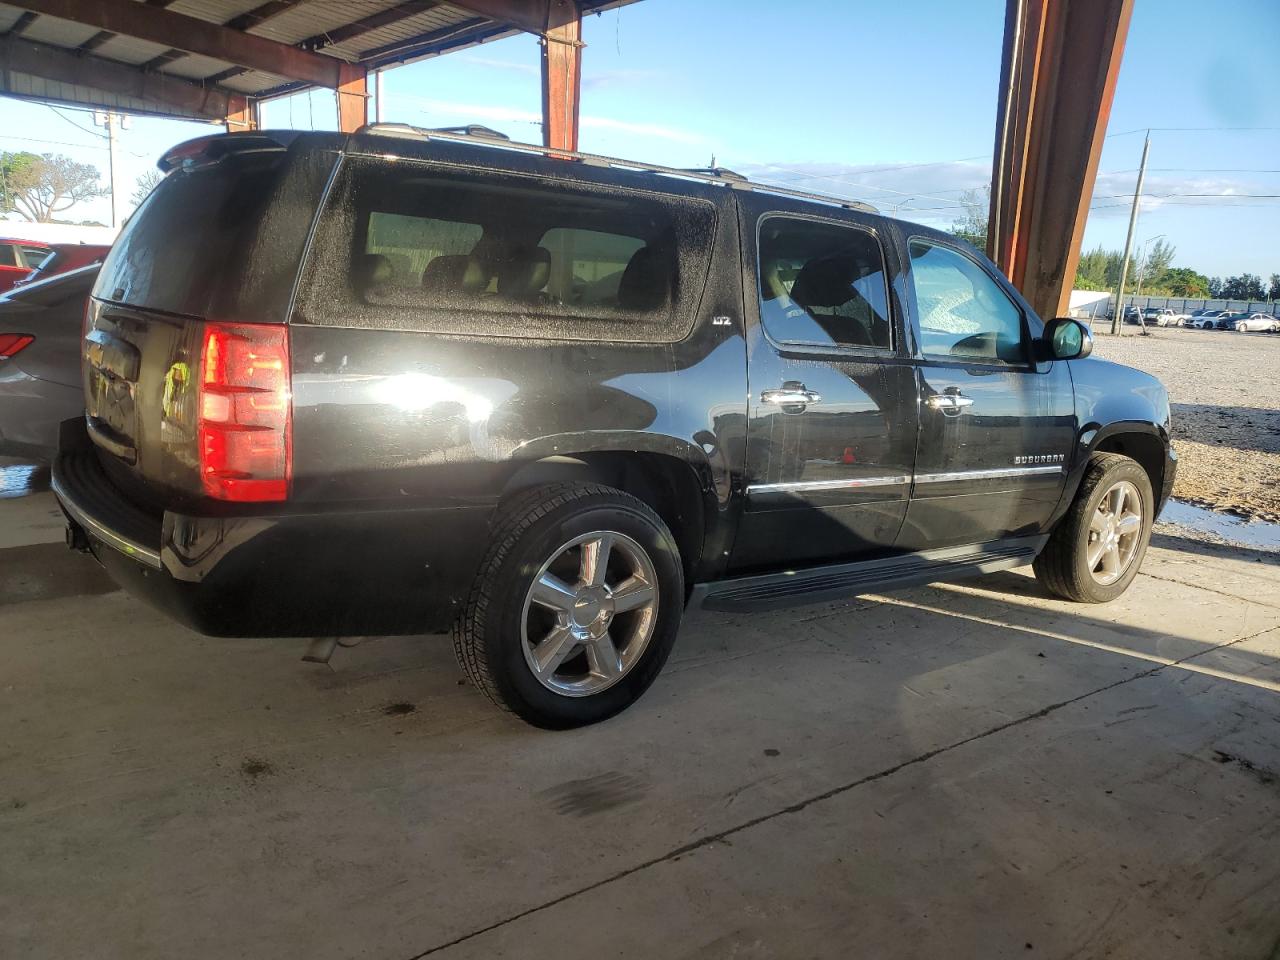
[761,383,822,406]
[926,394,975,414]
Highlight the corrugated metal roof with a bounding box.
[0,0,641,116]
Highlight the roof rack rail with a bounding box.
[351,123,878,214]
[680,166,747,182]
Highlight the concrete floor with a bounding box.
[2,479,1279,959]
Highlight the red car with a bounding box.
[13,242,112,289]
[0,238,53,294]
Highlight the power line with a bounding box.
[47,106,107,142]
[0,133,109,152]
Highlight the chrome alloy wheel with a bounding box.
[1087,479,1144,585]
[520,531,659,697]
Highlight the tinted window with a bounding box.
[539,228,645,307]
[94,147,334,322]
[301,158,716,341]
[18,246,50,269]
[364,212,482,293]
[907,240,1026,363]
[757,217,891,349]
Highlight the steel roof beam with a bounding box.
[5,0,344,88]
[0,33,235,120]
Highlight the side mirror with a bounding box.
[1043,317,1093,361]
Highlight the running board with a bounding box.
[692,536,1047,613]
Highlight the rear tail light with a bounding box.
[0,334,34,359]
[197,322,292,502]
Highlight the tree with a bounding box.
[1075,245,1130,291]
[0,151,108,222]
[1137,238,1175,291]
[130,170,162,208]
[1268,273,1280,302]
[950,186,989,250]
[1208,277,1224,298]
[1158,267,1210,298]
[1219,273,1266,301]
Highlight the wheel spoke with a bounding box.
[1087,538,1106,571]
[1115,512,1142,535]
[1089,510,1108,535]
[611,576,654,614]
[1109,485,1125,516]
[587,632,622,678]
[530,572,576,613]
[579,534,614,588]
[532,625,579,675]
[1100,543,1120,576]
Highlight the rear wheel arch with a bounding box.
[501,451,711,585]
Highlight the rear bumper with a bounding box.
[52,437,493,638]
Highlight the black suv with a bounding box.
[54,127,1176,727]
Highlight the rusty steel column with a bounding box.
[540,0,582,152]
[988,0,1135,322]
[336,62,368,133]
[224,95,259,133]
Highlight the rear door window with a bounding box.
[299,157,717,341]
[757,216,892,350]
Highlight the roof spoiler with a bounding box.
[158,131,301,173]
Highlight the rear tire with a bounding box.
[452,482,684,728]
[1034,453,1154,603]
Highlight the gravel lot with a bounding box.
[1092,326,1280,521]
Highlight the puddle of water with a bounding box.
[1158,499,1280,551]
[0,463,50,499]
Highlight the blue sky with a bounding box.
[1,0,1277,278]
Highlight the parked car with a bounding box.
[1215,312,1248,330]
[1120,305,1142,324]
[13,242,111,289]
[53,127,1177,727]
[1231,312,1280,333]
[1142,307,1185,327]
[0,265,97,459]
[1194,310,1228,329]
[0,238,52,294]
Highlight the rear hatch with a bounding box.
[83,132,338,508]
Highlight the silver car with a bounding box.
[0,265,95,459]
[1232,312,1280,333]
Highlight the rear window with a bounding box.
[298,157,717,342]
[93,145,336,322]
[18,245,50,269]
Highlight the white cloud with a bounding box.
[728,160,991,219]
[390,94,705,145]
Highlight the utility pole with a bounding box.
[1111,131,1150,335]
[93,110,128,228]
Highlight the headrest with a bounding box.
[356,253,393,288]
[422,254,488,294]
[790,256,858,309]
[497,246,552,298]
[618,246,666,311]
[759,258,790,302]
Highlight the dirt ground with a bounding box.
[1093,326,1280,522]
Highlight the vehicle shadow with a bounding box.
[1169,403,1280,455]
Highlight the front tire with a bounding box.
[452,483,684,728]
[1034,453,1154,603]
